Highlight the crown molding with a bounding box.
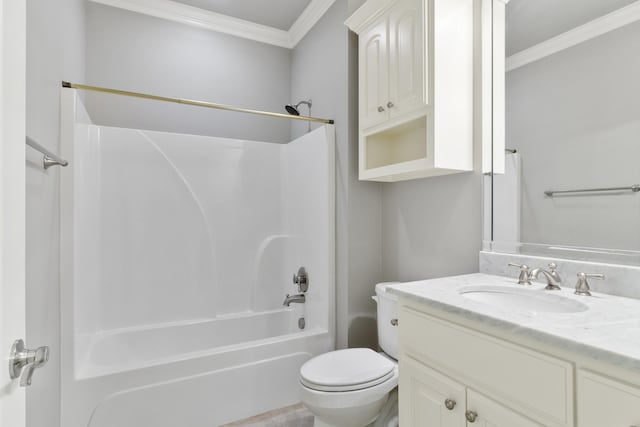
[506,0,640,72]
[91,0,335,49]
[290,0,337,46]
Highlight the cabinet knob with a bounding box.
[465,410,478,423]
[390,318,398,326]
[377,106,385,112]
[444,398,456,410]
[387,101,394,108]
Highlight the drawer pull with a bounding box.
[390,318,398,326]
[465,410,478,423]
[444,398,456,410]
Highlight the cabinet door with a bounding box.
[466,389,542,427]
[578,370,640,427]
[388,0,425,118]
[359,18,389,129]
[400,355,466,427]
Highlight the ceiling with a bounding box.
[172,0,313,30]
[506,0,637,56]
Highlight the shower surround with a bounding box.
[59,90,335,426]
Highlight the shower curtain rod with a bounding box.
[62,81,334,125]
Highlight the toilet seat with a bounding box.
[300,348,395,392]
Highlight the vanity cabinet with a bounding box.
[577,370,640,427]
[398,297,640,426]
[346,0,474,182]
[399,303,574,426]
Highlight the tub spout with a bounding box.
[283,293,305,307]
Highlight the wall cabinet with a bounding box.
[347,0,475,181]
[398,299,640,427]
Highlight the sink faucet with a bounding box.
[283,293,306,306]
[529,263,562,290]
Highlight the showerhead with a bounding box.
[285,104,300,115]
[285,99,312,116]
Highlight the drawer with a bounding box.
[399,307,573,426]
[578,369,640,427]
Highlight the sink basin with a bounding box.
[458,285,588,314]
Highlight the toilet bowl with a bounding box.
[300,283,399,427]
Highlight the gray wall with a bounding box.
[85,3,292,143]
[291,0,383,350]
[381,173,483,282]
[26,1,85,427]
[506,22,640,251]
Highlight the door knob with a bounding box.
[9,339,49,387]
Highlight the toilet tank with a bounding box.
[373,282,399,359]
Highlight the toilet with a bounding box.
[300,283,399,427]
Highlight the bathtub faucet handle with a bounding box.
[292,267,309,293]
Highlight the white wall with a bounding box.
[291,0,383,349]
[26,0,85,426]
[506,22,640,251]
[85,3,292,143]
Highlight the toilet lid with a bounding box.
[300,348,396,392]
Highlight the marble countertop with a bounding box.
[388,273,640,372]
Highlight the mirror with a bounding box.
[488,0,640,263]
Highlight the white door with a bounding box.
[0,0,27,426]
[399,356,466,427]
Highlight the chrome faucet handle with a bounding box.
[508,263,531,285]
[575,272,605,296]
[292,267,309,293]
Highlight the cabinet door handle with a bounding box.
[377,106,385,112]
[390,318,398,326]
[387,101,394,108]
[444,398,456,410]
[465,410,478,423]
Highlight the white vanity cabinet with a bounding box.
[398,297,640,427]
[346,0,474,182]
[398,302,574,426]
[577,370,640,427]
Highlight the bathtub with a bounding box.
[64,311,331,427]
[59,90,336,427]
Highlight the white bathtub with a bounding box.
[77,308,311,378]
[65,312,331,427]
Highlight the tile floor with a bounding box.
[220,403,314,427]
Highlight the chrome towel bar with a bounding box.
[544,184,640,197]
[26,137,68,169]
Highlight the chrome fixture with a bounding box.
[574,272,605,296]
[63,82,334,124]
[544,184,640,197]
[285,100,313,132]
[298,317,306,330]
[293,266,309,293]
[26,137,68,169]
[529,263,562,290]
[9,339,49,387]
[283,293,306,306]
[508,263,532,285]
[285,99,312,116]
